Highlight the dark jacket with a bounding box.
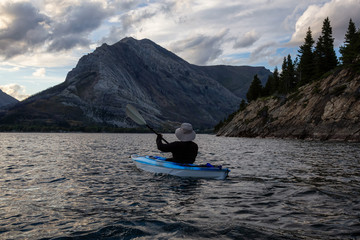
[156,135,198,164]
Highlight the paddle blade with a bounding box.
[126,104,147,125]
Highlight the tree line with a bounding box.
[246,17,360,102]
[215,17,360,132]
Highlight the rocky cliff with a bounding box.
[217,68,360,141]
[1,37,271,130]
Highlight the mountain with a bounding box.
[0,37,271,130]
[198,65,270,98]
[0,89,18,108]
[216,67,360,142]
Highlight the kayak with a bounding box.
[131,155,230,180]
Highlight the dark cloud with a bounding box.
[234,31,260,48]
[169,30,228,65]
[53,2,109,35]
[120,9,157,33]
[0,1,51,58]
[0,1,112,57]
[48,35,91,52]
[48,2,110,51]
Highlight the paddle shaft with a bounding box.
[125,104,169,144]
[146,124,169,144]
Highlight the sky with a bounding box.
[0,0,359,100]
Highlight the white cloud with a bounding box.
[0,83,29,100]
[9,51,79,68]
[32,67,46,77]
[0,65,20,72]
[290,0,360,46]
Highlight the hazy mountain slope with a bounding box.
[200,65,271,98]
[0,89,18,108]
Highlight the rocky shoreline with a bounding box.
[216,68,360,142]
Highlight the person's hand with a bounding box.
[157,134,163,140]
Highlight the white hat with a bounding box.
[175,123,196,142]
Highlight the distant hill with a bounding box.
[217,67,360,142]
[0,37,271,131]
[199,65,270,98]
[0,89,18,108]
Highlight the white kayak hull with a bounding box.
[131,155,230,180]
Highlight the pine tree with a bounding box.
[340,19,358,65]
[246,74,263,102]
[263,67,280,96]
[355,29,360,63]
[298,27,315,85]
[279,55,296,94]
[272,67,280,93]
[279,57,288,94]
[239,99,247,111]
[287,54,297,90]
[314,17,338,76]
[263,74,274,97]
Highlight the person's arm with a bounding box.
[156,134,176,152]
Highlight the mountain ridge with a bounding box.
[0,89,18,108]
[0,37,271,130]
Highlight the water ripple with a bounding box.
[0,133,359,239]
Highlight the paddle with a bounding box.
[125,104,169,144]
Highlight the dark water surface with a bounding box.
[0,133,359,239]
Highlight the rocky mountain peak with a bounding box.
[1,37,271,130]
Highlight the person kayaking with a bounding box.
[156,123,198,164]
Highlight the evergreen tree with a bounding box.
[272,67,280,93]
[314,17,338,76]
[287,54,298,90]
[263,67,281,96]
[279,55,296,94]
[263,74,274,97]
[246,74,263,102]
[239,99,247,111]
[340,19,358,65]
[279,57,288,94]
[298,27,315,85]
[314,35,325,76]
[355,29,360,63]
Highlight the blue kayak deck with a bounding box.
[131,155,230,179]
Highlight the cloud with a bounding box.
[0,84,29,100]
[32,68,46,77]
[1,0,360,80]
[103,1,175,44]
[290,0,360,46]
[48,1,111,51]
[0,0,112,58]
[234,30,260,48]
[0,1,51,58]
[250,42,278,62]
[0,65,20,72]
[169,30,229,65]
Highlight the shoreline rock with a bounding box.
[217,68,360,142]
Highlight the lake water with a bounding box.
[0,133,359,240]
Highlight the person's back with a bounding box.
[156,123,198,164]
